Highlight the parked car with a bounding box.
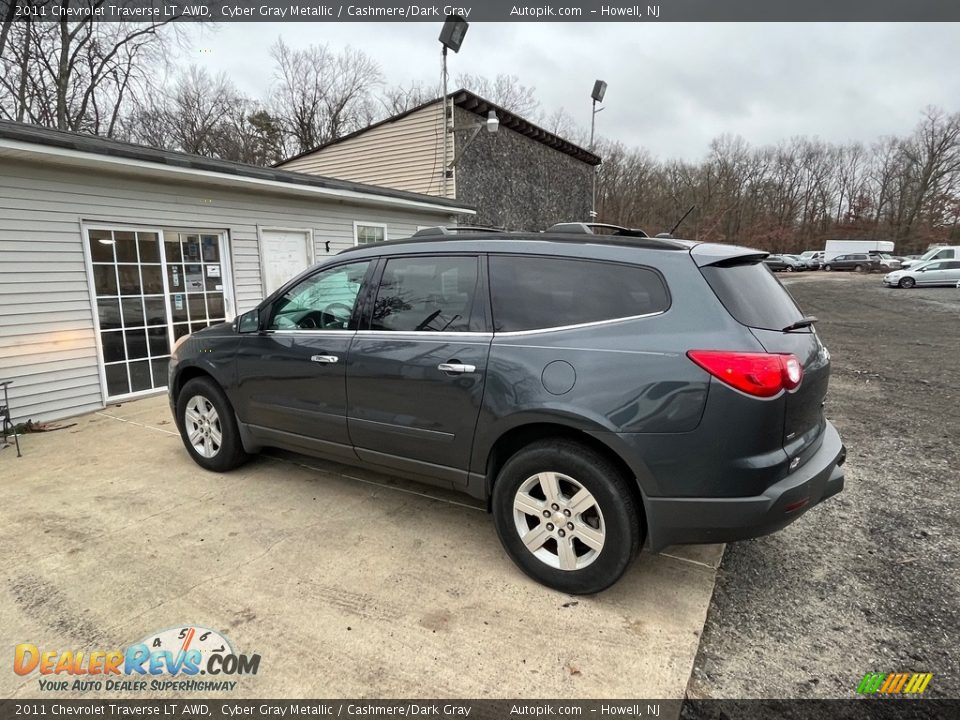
[821,253,880,272]
[168,225,846,594]
[883,259,960,288]
[798,251,823,270]
[900,245,960,269]
[764,254,805,272]
[872,253,902,271]
[786,253,819,270]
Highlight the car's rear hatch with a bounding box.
[692,245,831,455]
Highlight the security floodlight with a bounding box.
[592,80,607,103]
[485,110,499,133]
[439,15,469,53]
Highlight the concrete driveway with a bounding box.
[1,395,721,699]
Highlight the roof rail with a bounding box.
[412,225,504,237]
[546,222,649,238]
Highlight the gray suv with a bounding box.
[168,224,846,593]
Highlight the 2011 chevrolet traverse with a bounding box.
[169,223,845,594]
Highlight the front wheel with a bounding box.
[854,264,864,273]
[492,439,642,594]
[899,277,916,289]
[176,377,250,472]
[823,264,832,271]
[786,266,795,272]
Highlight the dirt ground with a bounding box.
[686,272,960,701]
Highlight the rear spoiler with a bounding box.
[690,243,768,268]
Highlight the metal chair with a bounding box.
[1,380,21,457]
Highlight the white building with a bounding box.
[0,121,472,423]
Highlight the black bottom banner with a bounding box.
[1,699,958,720]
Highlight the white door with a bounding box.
[259,229,313,296]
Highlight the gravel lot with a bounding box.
[686,272,960,701]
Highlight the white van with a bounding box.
[823,240,894,263]
[900,245,960,269]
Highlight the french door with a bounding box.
[84,225,232,400]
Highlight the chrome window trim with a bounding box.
[492,310,665,337]
[355,330,494,340]
[263,329,357,336]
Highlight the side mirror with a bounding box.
[237,309,261,333]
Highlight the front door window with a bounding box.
[267,261,370,331]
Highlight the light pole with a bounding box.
[438,16,469,198]
[589,80,607,220]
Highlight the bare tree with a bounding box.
[270,38,382,155]
[378,80,432,116]
[0,1,180,135]
[455,72,539,116]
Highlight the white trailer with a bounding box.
[823,240,895,262]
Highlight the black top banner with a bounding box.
[5,0,959,22]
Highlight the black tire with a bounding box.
[176,376,250,472]
[823,264,831,271]
[786,266,794,272]
[854,264,864,273]
[491,439,642,594]
[899,277,916,289]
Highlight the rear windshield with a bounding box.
[700,261,803,331]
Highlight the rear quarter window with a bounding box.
[700,260,803,331]
[488,255,669,332]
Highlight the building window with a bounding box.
[354,222,387,246]
[86,226,229,399]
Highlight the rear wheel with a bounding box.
[899,277,916,289]
[786,266,794,272]
[854,264,864,273]
[492,439,642,594]
[176,377,250,472]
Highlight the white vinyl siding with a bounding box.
[0,159,450,424]
[278,103,454,198]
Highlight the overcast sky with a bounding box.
[184,22,960,161]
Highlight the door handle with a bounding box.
[437,363,476,374]
[311,355,339,364]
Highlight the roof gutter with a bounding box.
[0,138,475,216]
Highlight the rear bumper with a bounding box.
[644,420,845,551]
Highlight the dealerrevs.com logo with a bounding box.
[14,625,260,692]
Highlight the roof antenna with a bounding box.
[657,205,695,238]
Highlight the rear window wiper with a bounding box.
[782,316,818,332]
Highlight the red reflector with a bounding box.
[784,497,810,513]
[687,350,804,398]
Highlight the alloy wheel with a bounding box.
[512,472,606,571]
[184,395,222,458]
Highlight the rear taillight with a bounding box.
[687,350,803,398]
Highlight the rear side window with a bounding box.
[488,255,669,332]
[700,261,803,331]
[370,255,478,332]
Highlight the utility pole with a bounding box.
[441,46,449,198]
[589,80,607,221]
[437,15,468,199]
